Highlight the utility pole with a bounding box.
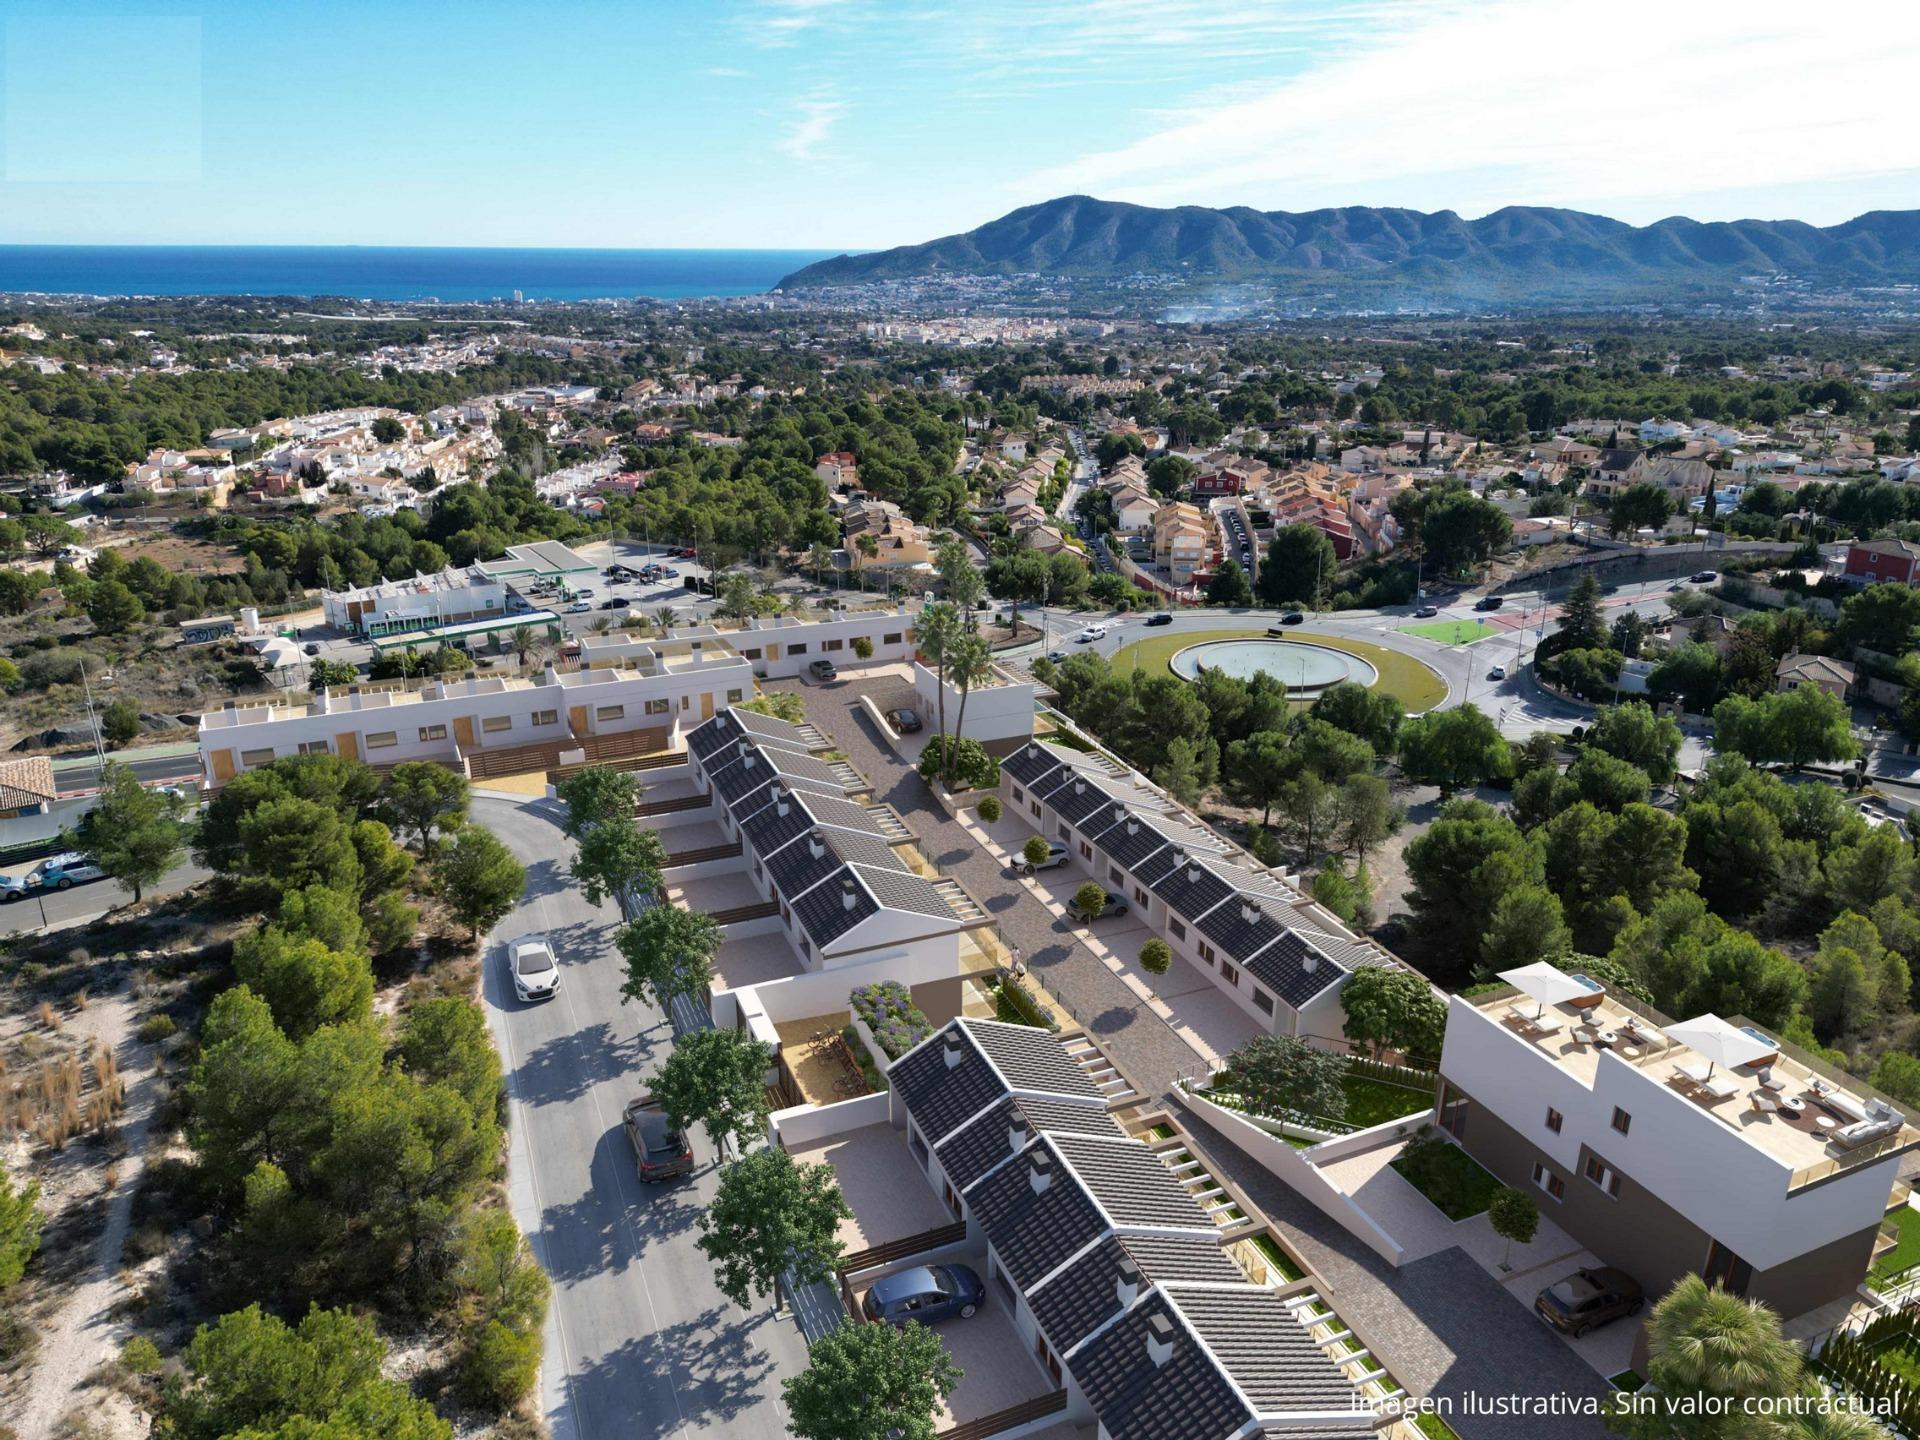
[79,657,107,775]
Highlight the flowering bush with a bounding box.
[849,980,932,1059]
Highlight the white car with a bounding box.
[510,936,561,1002]
[1075,625,1107,643]
[566,601,592,614]
[1489,664,1507,681]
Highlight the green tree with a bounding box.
[697,1146,852,1309]
[1206,558,1252,607]
[88,577,145,634]
[309,657,360,689]
[1335,772,1402,862]
[1338,967,1445,1060]
[1258,524,1336,607]
[397,998,502,1121]
[654,1028,772,1159]
[236,796,362,898]
[1639,1273,1803,1415]
[1871,1052,1920,1108]
[166,1304,452,1440]
[1404,798,1543,962]
[1557,574,1609,652]
[1825,827,1917,914]
[617,904,722,1011]
[379,762,471,855]
[1311,681,1404,753]
[944,632,996,784]
[1715,686,1856,770]
[101,697,141,746]
[554,765,643,840]
[1488,1186,1539,1269]
[1483,885,1574,973]
[1225,730,1299,824]
[1155,734,1210,807]
[1228,1034,1346,1123]
[1568,748,1653,813]
[915,601,963,772]
[1647,641,1723,713]
[233,925,375,1039]
[1839,581,1920,655]
[570,815,666,907]
[1418,488,1512,571]
[81,761,185,903]
[717,570,759,620]
[1397,705,1509,796]
[1139,938,1172,975]
[1587,701,1683,786]
[1071,881,1107,919]
[784,1317,962,1440]
[1607,481,1674,538]
[0,1169,42,1289]
[434,826,526,939]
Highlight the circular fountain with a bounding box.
[1168,638,1378,697]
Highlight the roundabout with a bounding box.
[1169,638,1378,696]
[1105,625,1449,713]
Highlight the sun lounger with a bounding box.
[1700,1074,1739,1102]
[1678,1061,1713,1087]
[1531,1014,1564,1036]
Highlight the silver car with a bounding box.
[510,936,561,1002]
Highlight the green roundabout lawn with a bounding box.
[1108,626,1448,714]
[1401,619,1500,646]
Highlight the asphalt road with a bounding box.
[475,796,805,1440]
[53,750,202,796]
[0,852,214,934]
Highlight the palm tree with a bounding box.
[945,633,994,783]
[1644,1274,1803,1404]
[808,542,836,588]
[590,616,612,635]
[509,624,537,671]
[1778,1408,1895,1440]
[915,602,962,778]
[854,532,880,591]
[655,606,677,631]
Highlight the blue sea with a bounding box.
[0,245,846,302]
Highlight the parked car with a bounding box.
[1690,570,1719,583]
[1144,612,1174,627]
[623,1094,695,1181]
[862,1264,985,1325]
[888,708,922,733]
[0,853,100,901]
[1014,841,1071,875]
[1474,595,1505,611]
[808,658,838,682]
[658,567,681,579]
[1414,605,1440,618]
[575,588,595,599]
[1534,1267,1643,1337]
[1068,889,1130,922]
[509,935,561,1003]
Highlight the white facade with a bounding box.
[321,565,511,638]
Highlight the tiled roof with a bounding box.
[1197,893,1294,966]
[1068,1298,1251,1440]
[1028,1233,1242,1353]
[856,864,961,923]
[739,787,818,858]
[935,1094,1121,1193]
[966,1141,1110,1289]
[790,872,877,947]
[685,711,745,761]
[0,756,55,809]
[1148,850,1238,923]
[1242,930,1347,1009]
[1050,1132,1220,1231]
[802,791,897,836]
[709,742,846,809]
[730,705,822,751]
[1004,742,1068,789]
[891,1025,1014,1146]
[1171,1285,1367,1420]
[966,1019,1103,1098]
[765,829,905,903]
[1294,926,1391,972]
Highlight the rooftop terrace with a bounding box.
[1470,981,1920,1190]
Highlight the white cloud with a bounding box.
[744,0,853,46]
[1019,0,1920,224]
[778,89,846,161]
[705,66,751,78]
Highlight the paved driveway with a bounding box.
[778,683,1615,1440]
[477,796,807,1440]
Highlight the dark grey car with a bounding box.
[623,1095,694,1182]
[1534,1266,1643,1336]
[862,1264,985,1324]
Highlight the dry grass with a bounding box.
[0,1044,129,1152]
[37,1003,60,1032]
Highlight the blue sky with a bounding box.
[2,0,1916,250]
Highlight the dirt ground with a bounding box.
[101,533,244,579]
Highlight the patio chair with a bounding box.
[1573,1024,1600,1046]
[1750,1091,1782,1117]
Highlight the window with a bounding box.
[241,748,276,767]
[1703,1241,1752,1296]
[740,647,761,661]
[1252,988,1275,1016]
[596,705,625,722]
[1169,919,1187,940]
[418,724,448,742]
[788,643,807,655]
[531,710,557,726]
[644,699,670,716]
[365,731,397,750]
[298,740,330,755]
[884,632,903,645]
[1583,1155,1622,1198]
[727,689,744,703]
[1220,961,1239,986]
[1134,886,1148,905]
[823,638,843,651]
[1531,1163,1565,1202]
[1012,786,1024,803]
[1611,1107,1631,1136]
[908,1126,929,1168]
[1079,842,1092,859]
[1030,802,1041,818]
[1545,1108,1563,1134]
[1110,866,1123,884]
[1198,941,1216,963]
[481,715,513,733]
[1057,824,1070,840]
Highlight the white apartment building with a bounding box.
[1437,965,1919,1324]
[322,565,512,638]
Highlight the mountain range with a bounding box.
[776,196,1920,300]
